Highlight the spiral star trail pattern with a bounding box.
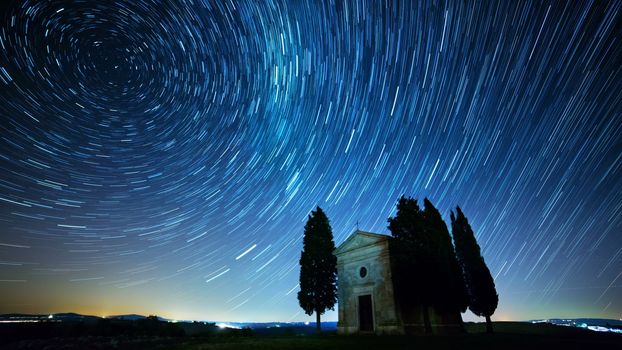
[0,0,621,322]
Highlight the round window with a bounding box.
[359,266,367,278]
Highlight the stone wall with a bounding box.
[335,233,402,335]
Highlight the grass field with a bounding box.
[164,322,622,350]
[4,322,622,349]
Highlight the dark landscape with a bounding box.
[2,312,622,349]
[1,317,621,350]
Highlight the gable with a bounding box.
[334,230,390,256]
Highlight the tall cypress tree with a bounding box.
[422,198,469,319]
[388,196,435,333]
[451,207,498,333]
[297,206,337,333]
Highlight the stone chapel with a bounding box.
[334,230,463,335]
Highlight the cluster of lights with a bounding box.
[532,319,622,334]
[216,323,241,329]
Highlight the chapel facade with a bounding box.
[334,230,463,335]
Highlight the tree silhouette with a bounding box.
[297,206,337,333]
[422,198,469,319]
[451,207,499,333]
[388,196,435,333]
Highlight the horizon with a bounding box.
[1,0,621,325]
[4,309,621,325]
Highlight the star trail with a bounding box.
[0,0,621,322]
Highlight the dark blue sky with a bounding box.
[0,0,621,322]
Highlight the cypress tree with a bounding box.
[422,198,469,319]
[388,196,435,334]
[451,207,498,333]
[297,206,337,333]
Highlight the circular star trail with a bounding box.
[0,1,621,322]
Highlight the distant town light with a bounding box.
[216,323,241,329]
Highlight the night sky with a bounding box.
[0,0,621,323]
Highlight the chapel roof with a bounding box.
[334,230,390,256]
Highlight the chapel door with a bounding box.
[358,294,374,332]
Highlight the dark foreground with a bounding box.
[3,322,621,350]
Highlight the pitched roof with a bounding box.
[334,230,390,255]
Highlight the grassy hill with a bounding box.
[3,321,621,349]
